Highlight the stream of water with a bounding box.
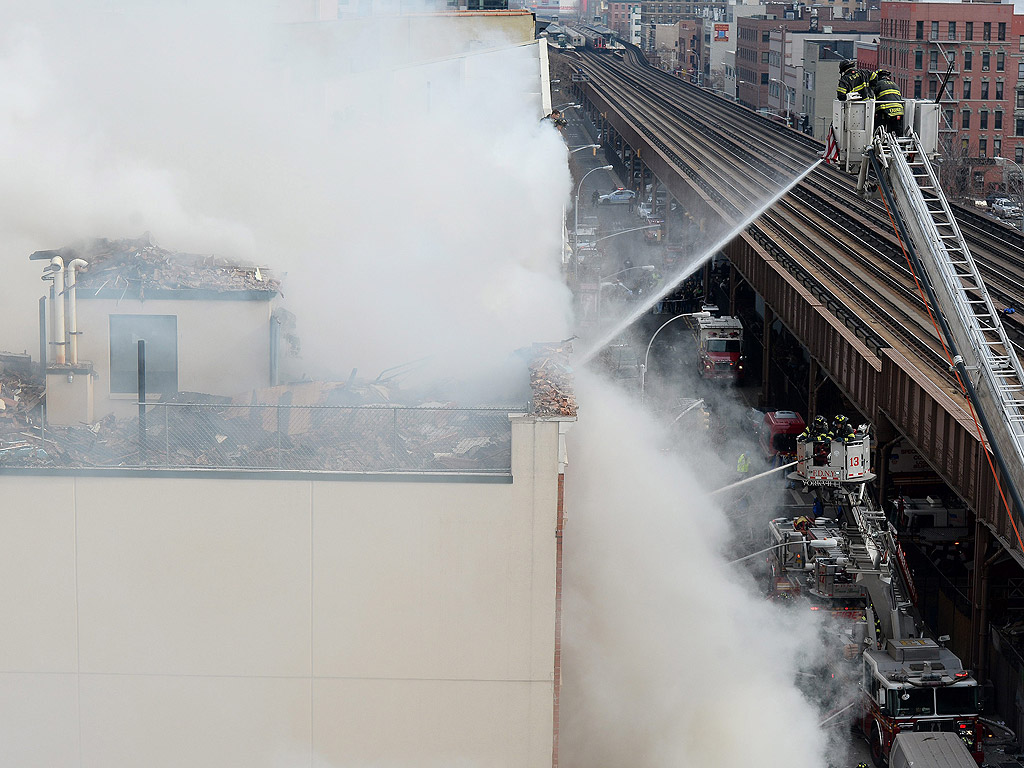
[578,159,824,364]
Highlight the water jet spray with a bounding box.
[578,159,823,364]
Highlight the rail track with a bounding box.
[560,48,1024,382]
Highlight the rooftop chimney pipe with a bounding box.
[65,259,88,365]
[49,256,65,365]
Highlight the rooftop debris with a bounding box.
[0,354,47,462]
[528,341,578,418]
[32,234,280,297]
[0,379,513,472]
[0,346,576,471]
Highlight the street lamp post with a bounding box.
[994,156,1024,233]
[574,164,614,278]
[640,310,712,403]
[569,143,600,154]
[771,77,792,127]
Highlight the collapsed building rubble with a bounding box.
[528,342,578,418]
[34,234,281,298]
[0,343,575,472]
[0,353,47,463]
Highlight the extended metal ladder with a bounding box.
[872,129,1024,534]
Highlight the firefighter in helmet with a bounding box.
[836,60,868,101]
[870,69,904,135]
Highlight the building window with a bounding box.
[762,31,769,42]
[930,49,938,70]
[1020,35,1024,52]
[109,315,178,395]
[1019,61,1024,78]
[1017,117,1024,136]
[963,109,972,129]
[1016,146,1023,163]
[965,51,972,71]
[761,72,768,84]
[966,21,974,41]
[997,81,1004,100]
[983,21,991,41]
[981,110,989,129]
[914,49,922,69]
[916,20,924,40]
[761,51,769,63]
[914,79,922,98]
[983,52,990,71]
[945,108,954,128]
[980,137,987,157]
[931,21,939,40]
[982,81,990,99]
[998,52,1005,72]
[998,22,1006,42]
[929,79,937,99]
[996,110,1003,129]
[962,138,970,153]
[949,21,956,40]
[995,139,1002,157]
[964,80,972,99]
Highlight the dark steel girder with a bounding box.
[577,79,1022,564]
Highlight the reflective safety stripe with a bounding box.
[876,88,900,98]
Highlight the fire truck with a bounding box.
[694,314,744,381]
[767,428,983,766]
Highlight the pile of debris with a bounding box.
[1,379,514,473]
[0,353,47,463]
[32,234,280,299]
[528,342,578,418]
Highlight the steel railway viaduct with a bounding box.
[559,48,1024,705]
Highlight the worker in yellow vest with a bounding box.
[737,452,751,478]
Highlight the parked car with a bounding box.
[994,201,1022,218]
[599,188,637,205]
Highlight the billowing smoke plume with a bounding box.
[0,1,572,381]
[561,371,831,768]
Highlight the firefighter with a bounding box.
[833,414,857,443]
[812,495,824,519]
[737,452,751,477]
[870,69,904,135]
[836,60,868,101]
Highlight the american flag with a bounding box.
[821,124,840,164]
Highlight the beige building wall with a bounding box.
[0,417,560,767]
[72,297,274,421]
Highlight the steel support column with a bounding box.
[762,305,774,407]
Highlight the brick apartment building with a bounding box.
[877,1,1023,197]
[736,14,880,113]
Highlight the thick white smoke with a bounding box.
[0,1,572,381]
[561,371,830,768]
[0,3,840,766]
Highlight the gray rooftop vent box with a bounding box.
[887,638,941,663]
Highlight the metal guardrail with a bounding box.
[8,403,517,473]
[144,402,516,472]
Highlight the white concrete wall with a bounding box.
[0,417,560,767]
[72,297,273,420]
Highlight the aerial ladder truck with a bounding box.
[766,96,1024,764]
[835,97,1024,540]
[770,428,983,766]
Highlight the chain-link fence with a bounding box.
[14,403,517,473]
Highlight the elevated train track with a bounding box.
[560,47,1024,584]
